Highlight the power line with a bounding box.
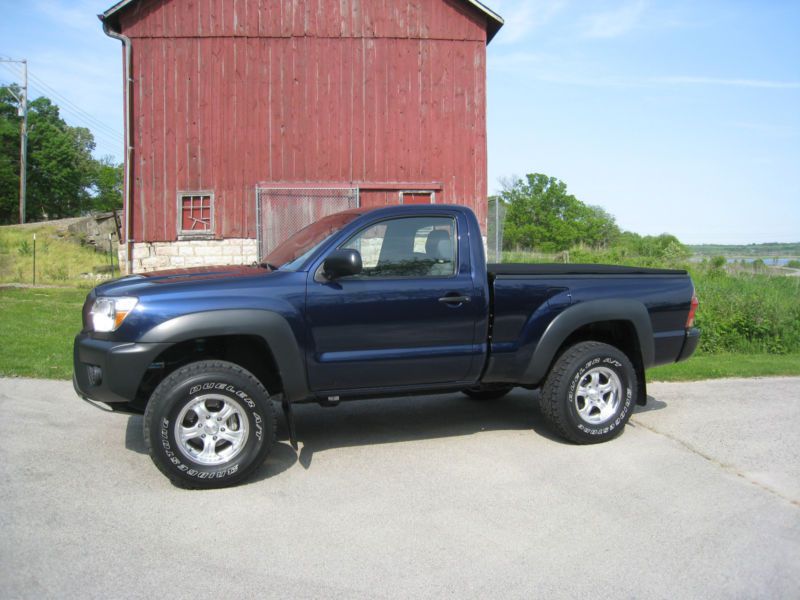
[1,60,123,144]
[27,72,123,139]
[0,60,123,139]
[2,62,123,167]
[1,64,123,154]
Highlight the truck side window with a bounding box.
[341,216,456,278]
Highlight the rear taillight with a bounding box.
[686,293,699,328]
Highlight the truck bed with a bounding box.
[484,264,696,385]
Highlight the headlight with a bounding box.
[90,296,138,332]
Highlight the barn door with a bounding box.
[255,187,359,258]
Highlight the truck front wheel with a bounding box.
[144,360,276,488]
[539,341,637,444]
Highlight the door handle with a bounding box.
[438,295,471,304]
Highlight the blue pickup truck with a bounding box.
[74,205,699,488]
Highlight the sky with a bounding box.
[1,0,798,244]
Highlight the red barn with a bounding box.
[100,0,502,272]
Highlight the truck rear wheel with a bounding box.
[539,341,636,444]
[144,360,276,489]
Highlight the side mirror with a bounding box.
[323,248,362,279]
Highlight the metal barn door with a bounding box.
[255,187,359,258]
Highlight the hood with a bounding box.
[138,264,268,283]
[94,264,274,297]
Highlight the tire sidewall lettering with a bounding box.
[569,354,634,437]
[157,378,262,481]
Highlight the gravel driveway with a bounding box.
[1,376,798,599]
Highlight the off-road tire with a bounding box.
[144,360,276,489]
[539,341,637,444]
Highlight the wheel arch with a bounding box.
[133,310,309,409]
[524,299,654,390]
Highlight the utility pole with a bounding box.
[1,58,28,223]
[19,60,27,224]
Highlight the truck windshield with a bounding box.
[262,209,367,270]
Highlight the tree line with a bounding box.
[493,173,689,261]
[0,85,122,224]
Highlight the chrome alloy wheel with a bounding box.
[174,395,250,466]
[573,366,622,425]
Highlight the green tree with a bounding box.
[613,231,691,264]
[500,173,620,251]
[91,156,123,212]
[582,205,620,249]
[0,86,22,223]
[25,96,95,219]
[0,86,121,224]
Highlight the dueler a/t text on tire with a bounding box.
[539,341,637,444]
[144,360,276,489]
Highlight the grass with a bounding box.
[690,270,800,354]
[0,222,116,286]
[0,287,86,379]
[0,286,796,384]
[648,353,800,382]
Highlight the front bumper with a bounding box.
[676,327,701,363]
[73,333,170,410]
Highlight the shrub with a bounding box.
[45,265,69,282]
[710,255,726,269]
[690,269,800,354]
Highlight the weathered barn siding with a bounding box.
[118,0,486,41]
[111,0,493,246]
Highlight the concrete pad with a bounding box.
[636,378,800,502]
[0,376,798,599]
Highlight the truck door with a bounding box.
[305,213,481,391]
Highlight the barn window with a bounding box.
[178,192,214,237]
[400,191,434,204]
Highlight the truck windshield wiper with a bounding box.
[258,262,280,271]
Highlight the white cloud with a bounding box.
[25,47,124,158]
[653,76,800,89]
[487,51,548,71]
[729,122,799,139]
[580,0,648,39]
[488,65,800,91]
[491,0,569,44]
[34,0,106,32]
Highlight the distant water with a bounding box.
[726,257,792,266]
[690,257,795,266]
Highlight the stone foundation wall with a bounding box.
[121,239,259,273]
[67,211,121,253]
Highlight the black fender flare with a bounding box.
[139,309,309,402]
[523,299,654,384]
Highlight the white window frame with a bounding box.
[177,190,215,239]
[399,190,436,204]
